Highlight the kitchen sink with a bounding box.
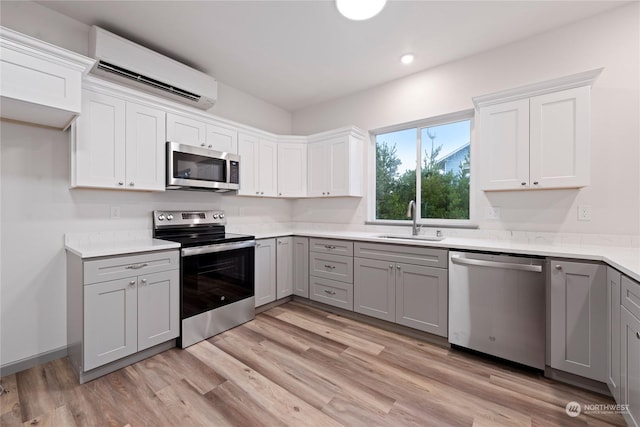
[375,234,445,242]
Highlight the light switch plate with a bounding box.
[110,206,121,219]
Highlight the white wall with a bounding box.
[0,0,293,135]
[292,3,640,237]
[0,1,294,366]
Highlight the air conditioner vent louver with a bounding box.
[97,61,201,102]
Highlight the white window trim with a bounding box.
[367,109,478,228]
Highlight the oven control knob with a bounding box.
[219,213,225,219]
[157,214,165,221]
[166,214,174,221]
[213,213,219,219]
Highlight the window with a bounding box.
[373,110,473,224]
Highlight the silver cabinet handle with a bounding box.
[533,181,539,185]
[322,192,326,195]
[555,265,562,270]
[396,265,401,270]
[129,182,135,187]
[201,143,206,147]
[129,280,136,286]
[324,245,337,250]
[279,193,282,196]
[208,144,212,148]
[450,255,543,273]
[278,240,283,245]
[324,290,336,296]
[256,243,261,248]
[118,181,124,186]
[255,191,259,195]
[261,192,264,195]
[521,182,526,186]
[637,331,640,340]
[327,192,330,195]
[126,263,148,270]
[324,264,336,270]
[140,279,147,284]
[389,264,393,269]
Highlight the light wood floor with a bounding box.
[0,301,626,426]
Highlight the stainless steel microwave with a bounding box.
[166,142,240,192]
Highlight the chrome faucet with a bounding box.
[406,200,420,236]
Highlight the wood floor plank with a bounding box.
[1,301,626,426]
[187,339,345,427]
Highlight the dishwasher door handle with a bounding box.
[450,255,543,273]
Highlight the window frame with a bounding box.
[367,109,477,228]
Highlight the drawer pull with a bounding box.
[637,331,640,340]
[126,263,148,270]
[324,290,337,296]
[324,245,337,250]
[129,280,136,287]
[324,264,336,270]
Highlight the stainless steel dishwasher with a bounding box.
[448,251,545,369]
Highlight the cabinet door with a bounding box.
[255,239,276,307]
[550,260,606,381]
[166,113,206,147]
[530,86,590,189]
[327,137,350,196]
[125,102,166,191]
[137,269,179,351]
[277,143,307,197]
[480,99,530,191]
[354,258,395,322]
[206,124,238,153]
[307,142,328,197]
[238,133,259,196]
[258,139,278,197]
[292,237,309,298]
[74,90,126,188]
[84,278,137,371]
[396,263,448,337]
[276,237,293,299]
[621,307,640,427]
[607,267,622,401]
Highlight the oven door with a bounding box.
[181,241,255,319]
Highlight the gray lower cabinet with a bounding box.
[607,267,622,401]
[276,237,293,299]
[621,275,640,427]
[292,237,309,298]
[255,238,276,307]
[353,242,448,337]
[309,238,354,310]
[549,260,606,382]
[67,250,179,382]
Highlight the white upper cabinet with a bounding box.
[166,113,206,147]
[277,139,307,197]
[167,113,238,153]
[475,69,601,191]
[0,26,94,129]
[307,128,364,197]
[238,133,277,197]
[72,88,166,191]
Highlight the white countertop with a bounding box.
[65,232,180,258]
[252,229,640,282]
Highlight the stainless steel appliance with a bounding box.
[448,251,545,369]
[166,142,240,191]
[153,210,255,348]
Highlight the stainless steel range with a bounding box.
[152,210,255,348]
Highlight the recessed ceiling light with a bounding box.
[336,0,387,21]
[400,53,415,65]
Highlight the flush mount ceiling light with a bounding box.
[336,0,387,21]
[400,53,415,65]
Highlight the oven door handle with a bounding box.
[181,240,256,257]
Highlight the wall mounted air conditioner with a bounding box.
[89,26,217,110]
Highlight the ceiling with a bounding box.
[37,0,626,112]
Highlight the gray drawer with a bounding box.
[622,275,640,319]
[310,276,353,311]
[84,250,179,285]
[310,252,353,283]
[354,241,448,269]
[310,238,353,256]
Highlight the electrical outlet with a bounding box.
[110,206,121,219]
[486,207,501,220]
[577,205,592,221]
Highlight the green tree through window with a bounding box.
[374,114,471,222]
